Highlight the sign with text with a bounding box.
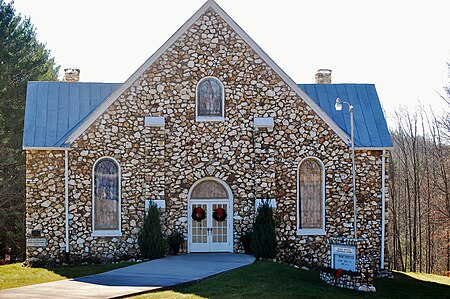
[26,238,48,248]
[332,244,356,271]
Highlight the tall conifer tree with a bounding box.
[252,200,277,259]
[138,202,167,259]
[0,0,59,260]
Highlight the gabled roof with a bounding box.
[22,0,392,150]
[61,0,351,147]
[23,82,120,149]
[299,84,393,149]
[23,82,393,149]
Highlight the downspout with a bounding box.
[65,149,70,258]
[381,150,386,269]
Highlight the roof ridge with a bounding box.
[62,0,351,147]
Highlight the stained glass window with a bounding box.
[299,159,323,229]
[196,77,224,118]
[93,158,120,232]
[191,180,229,199]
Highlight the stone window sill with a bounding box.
[92,230,122,237]
[296,228,326,236]
[196,116,225,122]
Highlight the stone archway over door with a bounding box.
[188,178,233,253]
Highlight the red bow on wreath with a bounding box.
[334,268,343,279]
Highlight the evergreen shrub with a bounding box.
[138,202,167,259]
[251,199,277,259]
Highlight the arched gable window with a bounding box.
[196,77,224,121]
[92,157,121,236]
[297,157,325,235]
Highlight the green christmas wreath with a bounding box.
[212,207,227,222]
[192,207,206,222]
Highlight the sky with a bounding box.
[11,0,450,128]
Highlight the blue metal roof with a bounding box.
[23,81,391,149]
[298,84,393,148]
[23,82,120,148]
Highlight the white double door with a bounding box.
[189,200,232,252]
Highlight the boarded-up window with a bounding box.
[93,158,120,231]
[299,159,323,229]
[196,77,224,118]
[191,180,228,199]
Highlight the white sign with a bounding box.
[335,246,355,254]
[332,244,356,271]
[26,238,48,248]
[145,116,165,127]
[254,117,274,128]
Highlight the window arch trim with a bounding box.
[195,76,225,122]
[296,157,326,236]
[92,156,122,237]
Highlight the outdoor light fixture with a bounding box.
[335,98,343,111]
[335,98,357,240]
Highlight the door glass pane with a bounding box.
[212,203,227,243]
[192,204,208,243]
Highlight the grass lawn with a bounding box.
[130,261,450,299]
[0,262,135,290]
[1,260,449,298]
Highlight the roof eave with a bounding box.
[355,146,394,150]
[23,146,71,151]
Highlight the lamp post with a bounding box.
[335,98,357,240]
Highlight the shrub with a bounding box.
[167,231,184,255]
[138,202,167,259]
[240,231,252,254]
[251,199,277,259]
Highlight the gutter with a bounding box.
[381,150,386,269]
[64,149,70,257]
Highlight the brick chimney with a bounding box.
[315,69,332,84]
[64,68,80,82]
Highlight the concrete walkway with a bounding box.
[0,253,255,299]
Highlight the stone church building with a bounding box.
[23,0,392,273]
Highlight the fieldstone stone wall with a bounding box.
[276,149,384,268]
[25,8,387,270]
[25,150,66,264]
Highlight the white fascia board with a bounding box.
[64,1,215,145]
[145,116,165,127]
[208,1,351,144]
[23,146,70,151]
[64,0,349,146]
[254,117,274,128]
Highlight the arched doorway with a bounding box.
[188,177,233,253]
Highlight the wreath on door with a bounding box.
[212,207,227,222]
[192,207,206,222]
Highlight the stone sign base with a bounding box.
[320,271,365,290]
[320,237,377,292]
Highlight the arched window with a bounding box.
[92,157,121,236]
[196,77,224,121]
[297,157,325,235]
[191,179,229,199]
